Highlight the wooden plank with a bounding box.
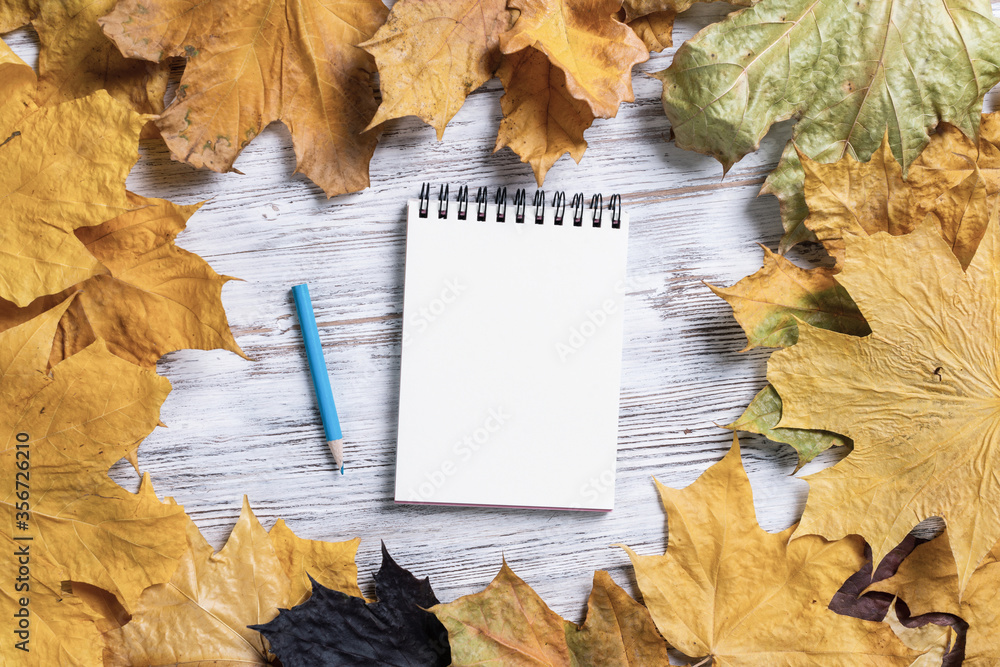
[4,3,995,624]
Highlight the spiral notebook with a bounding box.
[394,186,629,511]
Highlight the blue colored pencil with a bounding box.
[291,283,344,474]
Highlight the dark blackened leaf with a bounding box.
[251,543,450,666]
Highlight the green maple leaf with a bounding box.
[658,0,1000,249]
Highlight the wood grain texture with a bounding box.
[7,3,999,630]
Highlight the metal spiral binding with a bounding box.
[417,184,622,227]
[533,190,545,224]
[590,193,603,227]
[553,192,566,225]
[457,185,469,220]
[610,194,622,229]
[571,193,584,226]
[419,183,430,218]
[437,184,449,218]
[513,189,526,223]
[476,186,488,221]
[495,187,507,222]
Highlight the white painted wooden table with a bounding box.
[10,4,1000,626]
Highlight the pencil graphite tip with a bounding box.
[327,439,344,469]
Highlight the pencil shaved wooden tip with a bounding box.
[327,439,344,468]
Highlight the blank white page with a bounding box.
[394,199,629,510]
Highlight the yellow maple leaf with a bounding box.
[0,0,29,31]
[621,0,758,51]
[0,40,143,307]
[709,245,869,350]
[362,0,512,139]
[104,497,361,666]
[621,0,755,21]
[627,11,676,52]
[709,247,865,467]
[269,517,363,605]
[0,39,34,121]
[769,215,1000,595]
[1,0,168,134]
[715,130,999,467]
[500,0,648,119]
[494,47,596,185]
[803,133,991,268]
[870,530,997,665]
[0,547,106,666]
[0,192,244,369]
[99,0,388,197]
[710,247,865,467]
[906,115,1000,213]
[620,438,919,665]
[0,298,190,665]
[69,582,135,666]
[621,0,675,20]
[883,603,954,667]
[432,564,670,665]
[727,384,851,471]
